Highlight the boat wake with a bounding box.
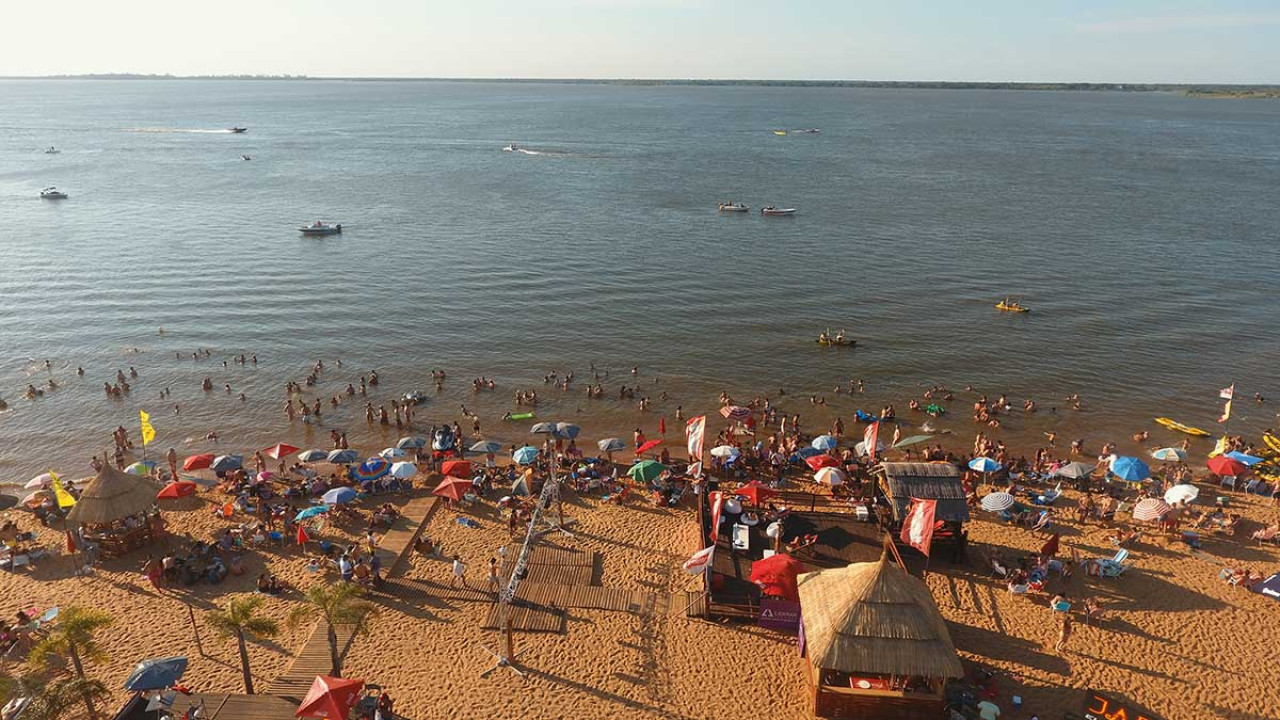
[125,128,238,134]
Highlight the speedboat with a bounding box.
[44,146,60,154]
[299,222,341,236]
[40,187,68,199]
[761,206,796,216]
[799,129,820,134]
[229,127,247,133]
[718,203,750,212]
[240,155,252,161]
[502,143,519,152]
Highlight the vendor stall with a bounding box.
[66,463,161,558]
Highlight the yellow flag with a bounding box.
[140,410,156,446]
[50,471,77,509]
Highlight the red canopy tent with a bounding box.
[432,476,473,502]
[263,443,300,461]
[440,460,472,478]
[805,455,840,471]
[157,481,198,499]
[295,675,363,720]
[1207,455,1247,477]
[749,553,804,601]
[734,480,778,505]
[182,454,214,471]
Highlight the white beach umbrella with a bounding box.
[24,474,53,489]
[389,461,418,479]
[1164,484,1199,505]
[814,467,846,486]
[1151,447,1187,462]
[709,445,740,460]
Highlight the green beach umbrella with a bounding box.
[892,434,933,449]
[627,460,667,484]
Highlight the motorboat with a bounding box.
[299,221,341,236]
[44,146,60,154]
[761,206,796,216]
[798,129,820,133]
[502,143,519,152]
[240,155,252,161]
[718,202,750,212]
[229,127,247,133]
[40,187,68,199]
[432,426,456,452]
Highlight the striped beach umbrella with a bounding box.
[298,449,328,463]
[980,492,1016,512]
[327,449,359,465]
[597,438,625,453]
[1150,447,1187,462]
[1132,497,1172,522]
[553,422,581,439]
[969,457,1002,474]
[379,447,407,460]
[719,405,751,421]
[811,435,838,451]
[396,436,427,450]
[322,487,358,505]
[353,457,390,481]
[470,440,503,454]
[210,454,243,472]
[530,422,557,435]
[513,446,539,465]
[814,467,846,486]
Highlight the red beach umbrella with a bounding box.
[295,675,364,720]
[734,480,778,505]
[432,476,473,502]
[157,481,198,499]
[1207,455,1247,477]
[263,443,300,461]
[749,553,804,601]
[182,454,214,471]
[440,460,472,478]
[636,439,662,455]
[805,455,840,471]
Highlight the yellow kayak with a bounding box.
[1263,432,1280,454]
[1154,417,1212,438]
[995,302,1029,313]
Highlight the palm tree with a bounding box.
[21,676,111,720]
[206,596,280,694]
[27,605,113,719]
[286,582,377,677]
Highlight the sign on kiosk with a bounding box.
[1083,690,1164,720]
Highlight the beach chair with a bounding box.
[1094,548,1130,578]
[1220,475,1237,491]
[1251,526,1279,545]
[1031,483,1063,506]
[1029,511,1052,536]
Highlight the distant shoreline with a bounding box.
[3,74,1279,94]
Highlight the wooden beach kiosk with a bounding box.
[65,463,160,558]
[875,462,970,561]
[796,557,963,719]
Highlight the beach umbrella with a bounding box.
[353,458,389,482]
[294,506,329,522]
[980,492,1016,512]
[432,476,472,502]
[709,445,740,460]
[805,455,840,471]
[327,449,358,465]
[734,480,778,505]
[296,675,364,720]
[262,443,299,460]
[156,481,197,500]
[749,553,804,602]
[627,460,667,484]
[125,460,157,475]
[322,487,358,505]
[470,440,503,454]
[893,434,933,449]
[379,447,406,460]
[1053,461,1095,480]
[441,460,472,478]
[720,405,751,421]
[0,495,19,511]
[597,438,626,453]
[554,422,580,439]
[1207,455,1247,476]
[636,439,663,455]
[396,436,427,450]
[854,439,886,457]
[123,656,189,692]
[795,447,822,459]
[1225,451,1264,466]
[1151,447,1187,462]
[811,435,838,451]
[389,461,417,479]
[21,490,49,506]
[211,455,243,472]
[814,467,846,486]
[1110,456,1150,482]
[24,475,53,490]
[296,449,327,463]
[510,477,531,496]
[512,446,539,465]
[1132,497,1172,522]
[183,454,214,471]
[530,422,557,434]
[1164,484,1199,505]
[968,457,1001,474]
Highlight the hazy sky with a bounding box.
[2,0,1276,82]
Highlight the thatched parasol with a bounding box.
[797,557,964,679]
[65,463,159,525]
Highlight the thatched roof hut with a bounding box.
[877,462,970,523]
[797,557,963,679]
[65,463,158,525]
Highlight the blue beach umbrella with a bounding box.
[554,422,581,439]
[470,440,503,454]
[1225,451,1264,467]
[811,435,838,451]
[795,447,822,459]
[968,457,1002,473]
[298,449,328,463]
[379,447,407,460]
[327,449,358,464]
[513,446,539,465]
[294,506,329,522]
[353,457,390,481]
[123,656,189,692]
[397,436,427,450]
[1110,456,1151,482]
[210,455,243,472]
[597,438,626,452]
[322,487,358,505]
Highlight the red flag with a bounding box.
[659,416,666,436]
[899,497,937,557]
[682,546,715,574]
[864,421,881,463]
[708,491,724,544]
[296,526,310,546]
[686,415,707,459]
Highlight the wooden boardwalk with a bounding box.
[481,602,567,633]
[264,623,357,701]
[159,693,300,720]
[374,495,439,576]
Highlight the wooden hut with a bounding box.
[876,462,969,560]
[65,463,160,557]
[797,557,963,719]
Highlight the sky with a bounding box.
[1,0,1276,82]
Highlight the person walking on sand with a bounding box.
[451,554,469,588]
[487,557,501,591]
[166,447,178,480]
[1055,612,1073,652]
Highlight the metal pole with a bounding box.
[187,601,204,655]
